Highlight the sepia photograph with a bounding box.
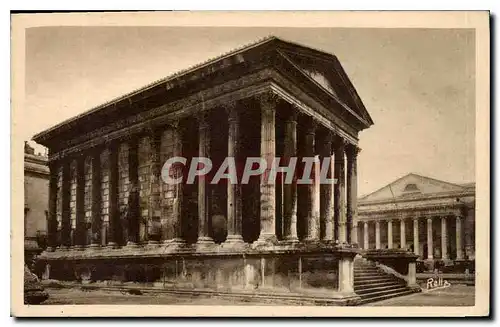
[11,11,490,317]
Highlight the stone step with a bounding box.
[354,275,397,282]
[354,271,387,276]
[357,286,410,299]
[354,280,401,290]
[355,284,405,295]
[358,289,416,305]
[354,268,381,273]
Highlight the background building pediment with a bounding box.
[360,173,470,202]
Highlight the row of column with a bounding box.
[46,93,360,250]
[362,215,464,260]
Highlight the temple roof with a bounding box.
[33,36,373,145]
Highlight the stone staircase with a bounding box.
[354,258,418,305]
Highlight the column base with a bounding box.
[164,238,186,245]
[282,235,299,244]
[106,242,119,249]
[45,247,55,252]
[254,234,277,245]
[147,240,160,246]
[125,241,139,248]
[73,245,85,251]
[224,235,244,243]
[196,236,215,245]
[303,237,320,244]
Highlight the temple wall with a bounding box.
[118,143,130,245]
[100,149,110,245]
[84,156,93,244]
[69,161,77,244]
[160,128,176,241]
[138,136,152,242]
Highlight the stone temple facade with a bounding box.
[33,36,418,304]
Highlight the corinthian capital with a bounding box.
[346,143,361,159]
[256,90,280,110]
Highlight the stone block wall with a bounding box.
[138,136,152,243]
[84,156,93,244]
[118,143,129,244]
[55,166,63,244]
[100,149,110,245]
[69,161,77,245]
[160,128,175,241]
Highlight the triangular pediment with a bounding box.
[360,173,467,202]
[273,41,373,126]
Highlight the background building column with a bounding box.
[225,102,244,244]
[413,217,419,256]
[400,219,406,249]
[334,138,346,243]
[90,150,102,247]
[441,216,448,259]
[456,214,464,259]
[363,221,369,249]
[427,217,433,259]
[197,112,214,245]
[387,220,393,249]
[375,220,381,249]
[346,144,359,244]
[283,109,299,242]
[257,93,277,244]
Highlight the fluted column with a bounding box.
[107,142,119,247]
[387,220,393,249]
[375,220,381,249]
[456,214,464,259]
[257,93,277,244]
[283,109,299,242]
[197,112,214,245]
[427,217,433,259]
[46,161,59,251]
[127,139,140,246]
[225,103,244,244]
[303,117,318,242]
[318,130,333,242]
[75,157,86,248]
[334,138,346,243]
[60,160,71,248]
[400,219,406,249]
[413,218,420,256]
[441,216,448,259]
[346,144,359,244]
[89,150,102,247]
[363,221,369,249]
[169,121,185,245]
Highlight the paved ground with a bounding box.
[39,284,474,306]
[366,285,475,306]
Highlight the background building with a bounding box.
[357,173,475,268]
[24,142,49,263]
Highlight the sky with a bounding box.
[24,27,476,196]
